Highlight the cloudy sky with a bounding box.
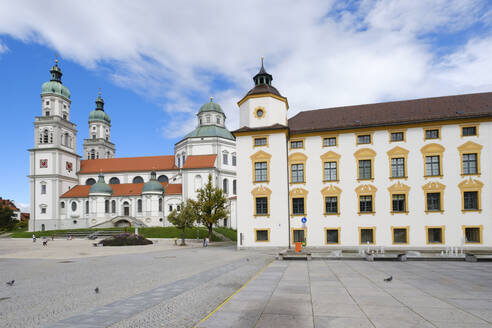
[1,0,492,210]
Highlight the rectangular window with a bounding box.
[425,156,440,176]
[41,208,46,214]
[326,229,339,244]
[358,160,372,180]
[292,198,305,215]
[359,195,373,213]
[463,191,478,210]
[105,200,109,213]
[391,158,405,178]
[427,193,441,211]
[256,229,269,242]
[291,163,304,183]
[393,228,408,244]
[325,196,338,214]
[392,194,406,212]
[216,117,220,124]
[45,111,50,116]
[41,184,46,194]
[462,126,477,136]
[323,137,336,147]
[462,153,477,174]
[232,155,237,166]
[293,229,305,243]
[324,162,337,181]
[425,129,439,139]
[254,162,268,182]
[427,227,443,244]
[254,137,267,146]
[357,135,371,144]
[169,205,173,212]
[465,227,480,243]
[360,228,374,244]
[223,153,228,165]
[255,197,268,215]
[137,200,142,213]
[290,140,303,149]
[390,132,404,142]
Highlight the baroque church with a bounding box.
[29,60,237,231]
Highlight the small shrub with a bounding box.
[99,233,153,246]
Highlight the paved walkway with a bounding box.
[197,260,492,328]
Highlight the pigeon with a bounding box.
[6,280,15,286]
[384,276,393,282]
[94,287,99,294]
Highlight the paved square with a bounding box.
[198,260,492,328]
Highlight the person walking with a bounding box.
[205,237,209,247]
[32,234,36,243]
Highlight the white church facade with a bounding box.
[29,60,237,231]
[234,60,492,249]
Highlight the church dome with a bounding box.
[142,171,165,194]
[41,60,71,100]
[89,173,113,195]
[182,125,234,141]
[88,93,111,124]
[199,98,224,114]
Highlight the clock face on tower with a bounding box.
[66,161,73,172]
[40,159,48,168]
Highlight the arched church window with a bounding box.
[159,198,163,212]
[158,175,168,183]
[216,116,220,124]
[41,182,47,194]
[86,178,96,185]
[233,180,237,195]
[49,133,53,143]
[43,130,49,143]
[133,176,144,183]
[61,201,65,209]
[111,200,116,213]
[71,202,77,212]
[137,199,142,213]
[182,155,186,166]
[109,177,120,184]
[105,200,109,213]
[178,157,181,168]
[223,178,228,194]
[90,149,96,160]
[222,152,228,165]
[194,175,202,190]
[85,201,89,214]
[206,115,210,123]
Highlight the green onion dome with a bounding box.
[88,93,111,124]
[198,97,224,114]
[41,60,71,100]
[89,173,113,195]
[142,171,165,194]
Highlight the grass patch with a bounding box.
[11,227,221,241]
[213,227,237,241]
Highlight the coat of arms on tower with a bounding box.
[66,161,73,172]
[40,159,48,168]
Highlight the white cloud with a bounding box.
[0,0,491,136]
[0,40,8,53]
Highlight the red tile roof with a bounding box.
[182,155,217,169]
[79,155,177,174]
[288,92,492,134]
[60,183,182,198]
[0,198,19,212]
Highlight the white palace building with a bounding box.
[234,61,492,249]
[29,60,237,231]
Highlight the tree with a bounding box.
[195,174,229,240]
[167,199,198,245]
[0,205,15,231]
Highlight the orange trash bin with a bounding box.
[295,242,302,253]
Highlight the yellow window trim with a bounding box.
[288,152,307,185]
[321,151,341,183]
[291,227,307,245]
[321,134,338,147]
[461,225,483,244]
[460,123,479,138]
[252,135,269,148]
[251,186,272,217]
[289,138,305,150]
[254,106,266,119]
[324,227,341,245]
[254,228,271,242]
[388,129,407,143]
[250,150,271,183]
[423,126,442,141]
[421,143,445,179]
[458,178,483,213]
[387,146,409,180]
[290,187,308,217]
[354,148,376,182]
[321,185,342,216]
[425,225,445,245]
[458,141,482,177]
[391,226,410,245]
[355,184,377,216]
[355,132,374,145]
[422,181,445,214]
[388,182,410,215]
[358,226,376,245]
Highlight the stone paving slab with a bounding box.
[197,260,492,328]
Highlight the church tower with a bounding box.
[83,92,115,159]
[29,59,80,231]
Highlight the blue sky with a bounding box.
[1,0,492,211]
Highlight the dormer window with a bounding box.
[216,117,220,124]
[45,111,50,116]
[206,116,210,123]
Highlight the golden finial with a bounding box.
[98,87,102,96]
[261,56,264,66]
[210,96,214,102]
[55,53,59,65]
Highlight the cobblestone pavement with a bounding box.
[0,243,273,328]
[198,260,492,328]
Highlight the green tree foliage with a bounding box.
[167,199,199,245]
[195,174,229,239]
[0,205,15,231]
